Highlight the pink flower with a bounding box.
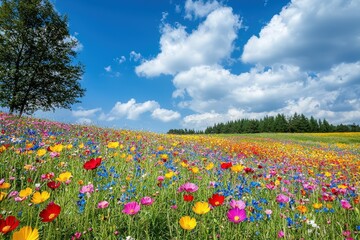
[157,176,165,182]
[278,230,285,238]
[79,184,94,194]
[265,209,272,215]
[229,199,246,210]
[122,202,141,215]
[341,199,352,209]
[97,201,109,209]
[178,182,199,193]
[276,194,290,203]
[140,196,154,206]
[227,208,246,224]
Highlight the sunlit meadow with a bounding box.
[0,112,359,240]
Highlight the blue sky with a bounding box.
[32,0,360,132]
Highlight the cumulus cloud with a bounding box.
[242,0,360,71]
[72,108,102,118]
[136,6,240,77]
[76,118,92,125]
[115,56,126,64]
[184,0,221,19]
[100,99,160,121]
[151,108,181,122]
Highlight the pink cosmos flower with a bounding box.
[229,199,246,210]
[122,202,141,215]
[276,194,290,203]
[140,196,154,206]
[97,201,109,209]
[227,208,246,224]
[278,230,285,238]
[340,199,352,209]
[178,182,198,193]
[80,184,94,194]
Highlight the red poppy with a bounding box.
[220,162,232,169]
[244,167,254,173]
[47,181,61,190]
[183,194,194,202]
[39,202,61,222]
[208,193,225,207]
[0,215,19,234]
[83,158,102,170]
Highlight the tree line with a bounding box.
[167,113,360,134]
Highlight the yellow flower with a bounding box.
[205,163,214,171]
[56,172,72,182]
[231,164,244,173]
[24,165,33,170]
[0,192,7,201]
[160,154,168,161]
[192,202,211,215]
[191,167,199,174]
[19,187,33,198]
[36,149,47,157]
[0,182,11,189]
[107,141,119,148]
[324,172,332,177]
[179,216,197,231]
[338,184,348,189]
[31,191,50,204]
[180,162,188,167]
[165,171,174,179]
[312,203,323,209]
[79,143,84,149]
[50,144,63,152]
[157,146,164,151]
[66,144,73,149]
[12,226,39,240]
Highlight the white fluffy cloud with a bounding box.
[184,0,221,19]
[72,108,102,118]
[104,66,112,72]
[151,108,181,122]
[242,0,360,71]
[136,6,240,77]
[101,98,159,121]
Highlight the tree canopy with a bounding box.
[0,0,85,116]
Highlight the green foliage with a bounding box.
[0,0,85,116]
[169,113,360,134]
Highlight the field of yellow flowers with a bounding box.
[0,112,359,240]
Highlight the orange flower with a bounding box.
[296,205,307,213]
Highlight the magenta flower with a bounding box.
[278,230,285,238]
[276,194,290,203]
[340,199,352,209]
[97,201,109,209]
[140,196,154,206]
[178,182,199,193]
[157,176,165,182]
[122,202,141,215]
[229,199,246,210]
[227,208,246,224]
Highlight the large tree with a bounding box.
[0,0,85,116]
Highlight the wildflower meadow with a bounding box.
[0,112,359,240]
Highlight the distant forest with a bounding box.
[167,113,360,134]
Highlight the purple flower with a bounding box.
[227,208,246,224]
[229,199,246,210]
[276,194,290,203]
[140,196,154,206]
[178,182,198,193]
[122,202,141,215]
